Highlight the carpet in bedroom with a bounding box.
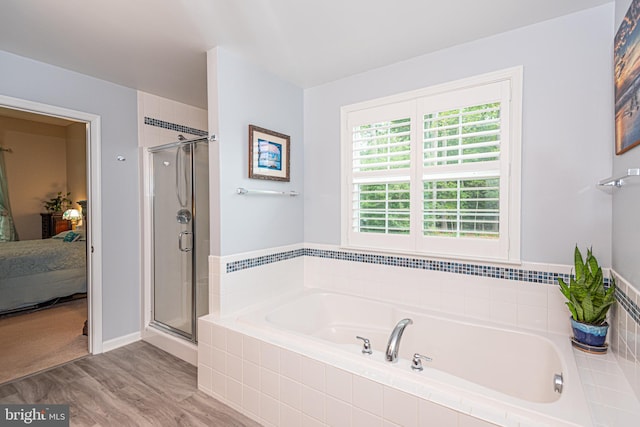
[0,298,88,384]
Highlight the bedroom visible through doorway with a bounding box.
[0,105,93,383]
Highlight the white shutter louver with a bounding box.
[351,117,412,235]
[423,103,501,167]
[422,101,502,240]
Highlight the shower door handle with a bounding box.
[178,231,193,252]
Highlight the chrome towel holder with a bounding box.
[598,168,640,188]
[236,187,299,197]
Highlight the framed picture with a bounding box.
[615,0,640,155]
[248,125,290,181]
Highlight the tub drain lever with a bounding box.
[411,353,433,371]
[553,373,563,393]
[356,336,372,355]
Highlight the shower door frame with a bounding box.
[146,136,209,343]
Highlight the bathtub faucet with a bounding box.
[385,318,413,363]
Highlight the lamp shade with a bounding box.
[62,209,82,221]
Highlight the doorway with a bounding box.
[0,95,102,382]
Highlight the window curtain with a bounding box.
[0,150,18,242]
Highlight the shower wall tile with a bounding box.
[137,91,207,148]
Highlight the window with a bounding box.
[341,67,522,262]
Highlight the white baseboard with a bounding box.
[102,331,141,353]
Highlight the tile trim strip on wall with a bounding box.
[224,247,639,324]
[616,287,640,325]
[144,116,208,137]
[226,249,305,273]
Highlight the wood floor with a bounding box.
[0,341,261,427]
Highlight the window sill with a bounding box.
[338,244,522,267]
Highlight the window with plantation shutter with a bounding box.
[342,68,522,261]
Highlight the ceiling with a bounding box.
[0,0,612,109]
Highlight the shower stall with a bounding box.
[147,136,209,343]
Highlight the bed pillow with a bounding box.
[63,231,81,242]
[53,230,86,241]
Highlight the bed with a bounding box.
[0,230,87,314]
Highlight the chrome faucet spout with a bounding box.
[385,318,413,363]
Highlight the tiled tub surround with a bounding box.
[611,272,640,401]
[217,244,588,335]
[202,244,640,426]
[198,315,584,427]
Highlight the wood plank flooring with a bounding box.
[0,341,261,427]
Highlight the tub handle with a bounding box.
[411,353,433,371]
[356,336,372,355]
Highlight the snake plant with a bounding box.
[558,246,616,325]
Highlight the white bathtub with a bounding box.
[232,289,592,426]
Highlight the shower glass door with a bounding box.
[151,139,208,341]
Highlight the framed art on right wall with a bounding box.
[615,0,640,155]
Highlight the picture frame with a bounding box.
[248,124,290,181]
[615,0,640,155]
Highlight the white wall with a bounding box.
[304,5,615,267]
[208,48,304,257]
[0,50,139,342]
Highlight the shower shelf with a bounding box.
[597,168,640,188]
[236,187,300,197]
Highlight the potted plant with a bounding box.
[43,191,72,213]
[558,246,616,350]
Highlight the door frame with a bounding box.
[0,94,103,354]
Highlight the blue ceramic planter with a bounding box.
[571,318,609,347]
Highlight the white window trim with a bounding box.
[340,67,522,264]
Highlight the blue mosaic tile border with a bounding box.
[144,117,207,137]
[304,248,589,285]
[226,249,305,273]
[616,287,640,324]
[225,247,586,285]
[224,247,635,324]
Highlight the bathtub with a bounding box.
[209,289,593,426]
